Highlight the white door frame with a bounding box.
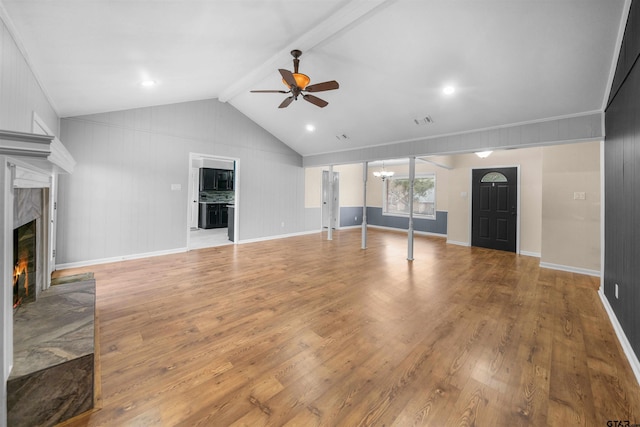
[189,167,199,229]
[187,152,239,249]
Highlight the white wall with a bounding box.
[445,142,601,273]
[541,141,601,273]
[305,164,364,209]
[447,148,543,254]
[57,98,308,265]
[0,15,61,424]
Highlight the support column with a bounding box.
[362,162,368,249]
[408,157,415,261]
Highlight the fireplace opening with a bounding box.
[13,219,37,310]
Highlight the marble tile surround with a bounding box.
[13,188,42,229]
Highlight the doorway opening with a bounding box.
[187,153,239,250]
[471,166,519,253]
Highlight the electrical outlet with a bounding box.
[615,283,619,299]
[281,221,285,228]
[355,216,358,221]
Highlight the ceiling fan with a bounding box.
[251,49,339,108]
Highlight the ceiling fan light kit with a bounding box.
[283,74,310,90]
[251,49,339,108]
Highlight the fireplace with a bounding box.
[1,127,77,427]
[13,219,37,310]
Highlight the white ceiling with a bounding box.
[1,0,626,157]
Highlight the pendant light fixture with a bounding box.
[373,162,394,180]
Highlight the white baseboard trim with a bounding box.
[519,250,541,258]
[367,224,447,238]
[338,225,362,230]
[446,240,470,247]
[55,229,330,269]
[238,229,320,244]
[598,288,640,387]
[56,247,187,270]
[539,261,600,277]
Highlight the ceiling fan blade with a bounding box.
[250,90,289,93]
[305,80,339,92]
[303,94,328,108]
[279,69,297,88]
[278,96,294,108]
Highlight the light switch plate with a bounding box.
[171,184,181,191]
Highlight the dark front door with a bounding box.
[472,167,517,252]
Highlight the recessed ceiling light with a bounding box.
[140,80,157,88]
[305,124,315,132]
[443,86,455,95]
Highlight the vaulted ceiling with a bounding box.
[0,0,627,157]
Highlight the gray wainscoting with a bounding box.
[366,207,447,235]
[340,206,364,227]
[336,206,447,234]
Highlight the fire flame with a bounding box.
[13,258,29,305]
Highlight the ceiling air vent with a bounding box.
[413,116,434,125]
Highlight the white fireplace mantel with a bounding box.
[0,129,75,178]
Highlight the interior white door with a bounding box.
[322,170,339,229]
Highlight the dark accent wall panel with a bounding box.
[605,0,640,360]
[366,207,447,235]
[608,0,640,108]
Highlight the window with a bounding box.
[383,174,436,219]
[480,171,508,183]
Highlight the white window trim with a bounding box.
[382,173,436,220]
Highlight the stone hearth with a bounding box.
[7,278,95,426]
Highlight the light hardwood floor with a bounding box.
[56,229,640,426]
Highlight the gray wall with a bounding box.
[58,99,309,265]
[0,21,58,135]
[303,112,604,167]
[1,16,61,424]
[604,0,640,362]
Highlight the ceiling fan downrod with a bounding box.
[291,49,302,74]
